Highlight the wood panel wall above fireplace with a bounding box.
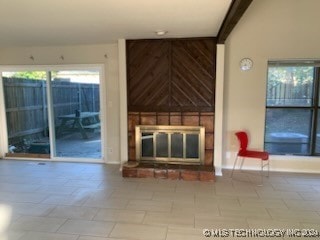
[126,38,216,112]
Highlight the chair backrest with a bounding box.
[235,131,248,153]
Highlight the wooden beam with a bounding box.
[217,0,253,44]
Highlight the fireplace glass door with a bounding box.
[137,125,205,164]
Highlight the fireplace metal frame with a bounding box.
[135,125,205,164]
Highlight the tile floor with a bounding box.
[0,160,319,240]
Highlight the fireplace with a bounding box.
[124,38,215,180]
[135,125,205,165]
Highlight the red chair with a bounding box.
[231,131,269,182]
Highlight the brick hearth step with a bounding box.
[122,162,215,182]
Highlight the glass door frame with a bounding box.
[0,64,106,163]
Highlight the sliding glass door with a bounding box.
[51,70,101,159]
[2,71,50,157]
[1,67,103,161]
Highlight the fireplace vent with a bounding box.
[135,125,205,164]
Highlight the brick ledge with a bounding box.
[122,162,215,182]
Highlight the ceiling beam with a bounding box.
[217,0,253,44]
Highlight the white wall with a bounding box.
[224,0,320,173]
[0,43,120,163]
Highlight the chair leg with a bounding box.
[260,160,263,185]
[240,157,245,170]
[230,155,239,178]
[259,159,270,186]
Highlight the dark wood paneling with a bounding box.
[217,0,253,44]
[127,40,170,109]
[127,38,216,112]
[171,39,215,109]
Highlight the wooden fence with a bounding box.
[267,82,312,106]
[3,77,100,145]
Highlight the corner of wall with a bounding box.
[214,44,225,176]
[118,39,128,166]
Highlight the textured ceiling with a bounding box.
[0,0,232,47]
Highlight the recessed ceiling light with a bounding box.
[155,30,168,36]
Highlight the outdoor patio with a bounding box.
[55,132,101,159]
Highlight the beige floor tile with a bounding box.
[312,185,320,192]
[153,191,195,204]
[110,223,167,240]
[41,194,89,206]
[137,182,176,192]
[299,192,320,200]
[267,208,320,222]
[300,222,320,231]
[284,199,320,211]
[239,197,288,209]
[9,216,66,232]
[63,173,95,181]
[101,181,139,190]
[195,195,240,208]
[256,189,303,200]
[177,184,215,195]
[219,205,272,219]
[271,182,316,192]
[195,215,249,229]
[71,188,114,198]
[166,227,224,240]
[10,203,56,217]
[0,176,40,185]
[0,182,40,193]
[0,191,49,203]
[126,199,172,212]
[157,179,179,187]
[77,237,109,240]
[143,212,194,227]
[285,177,320,186]
[36,185,78,195]
[83,197,129,209]
[171,201,220,215]
[64,179,103,188]
[7,230,26,240]
[232,180,261,190]
[48,205,99,220]
[16,231,79,240]
[35,177,70,186]
[94,209,145,223]
[256,172,288,185]
[78,237,115,240]
[110,189,153,200]
[57,219,114,237]
[215,185,259,198]
[220,171,251,181]
[246,218,301,229]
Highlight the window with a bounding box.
[264,61,320,155]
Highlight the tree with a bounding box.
[11,71,57,80]
[267,66,313,106]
